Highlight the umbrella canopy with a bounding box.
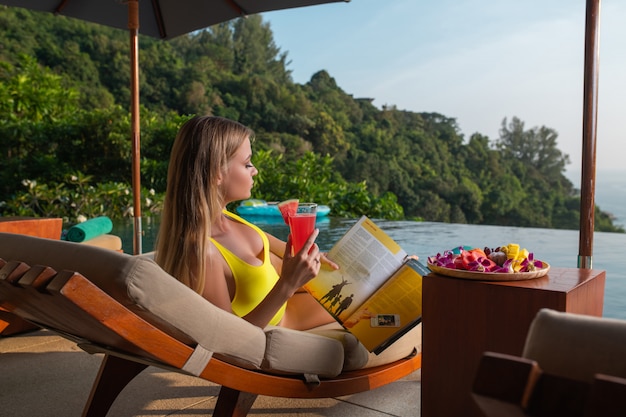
[1,0,348,254]
[0,0,346,40]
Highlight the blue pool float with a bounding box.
[236,199,331,218]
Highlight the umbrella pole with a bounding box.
[578,0,601,269]
[128,0,142,255]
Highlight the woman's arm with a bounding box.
[200,244,238,313]
[266,233,287,259]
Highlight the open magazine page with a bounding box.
[342,259,428,353]
[304,216,408,322]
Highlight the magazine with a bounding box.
[305,216,429,354]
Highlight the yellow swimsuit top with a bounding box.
[210,211,286,326]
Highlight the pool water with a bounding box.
[113,216,626,321]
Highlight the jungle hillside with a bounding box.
[0,7,621,232]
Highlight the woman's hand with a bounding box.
[320,252,339,270]
[279,229,322,293]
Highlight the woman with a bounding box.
[155,116,337,330]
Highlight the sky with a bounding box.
[262,0,626,187]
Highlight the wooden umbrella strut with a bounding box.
[128,0,142,255]
[578,0,601,269]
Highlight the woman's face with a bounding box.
[221,137,258,203]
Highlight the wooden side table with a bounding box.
[421,267,606,417]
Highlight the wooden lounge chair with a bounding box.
[0,232,421,417]
[471,309,626,417]
[0,217,63,336]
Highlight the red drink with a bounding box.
[290,212,316,253]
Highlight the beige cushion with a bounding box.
[0,233,266,368]
[522,308,626,382]
[0,233,419,377]
[307,323,370,371]
[308,321,421,370]
[134,253,421,369]
[0,233,345,377]
[79,234,123,251]
[263,326,344,377]
[364,322,422,368]
[125,254,267,370]
[110,252,420,371]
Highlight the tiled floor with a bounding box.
[0,329,421,417]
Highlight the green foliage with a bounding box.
[0,55,81,197]
[0,7,622,233]
[247,150,404,219]
[140,112,194,192]
[0,173,162,222]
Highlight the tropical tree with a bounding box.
[0,55,80,199]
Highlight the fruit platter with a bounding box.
[427,243,550,281]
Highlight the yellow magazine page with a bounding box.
[342,259,427,353]
[304,216,407,322]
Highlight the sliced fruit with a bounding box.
[504,243,520,260]
[277,199,299,225]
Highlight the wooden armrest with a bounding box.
[526,372,589,417]
[473,351,589,417]
[584,374,626,417]
[473,352,626,417]
[472,352,542,417]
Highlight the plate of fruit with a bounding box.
[427,244,550,281]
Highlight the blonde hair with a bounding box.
[155,116,254,293]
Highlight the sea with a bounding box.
[112,171,626,321]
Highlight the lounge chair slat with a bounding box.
[18,265,58,289]
[0,260,31,284]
